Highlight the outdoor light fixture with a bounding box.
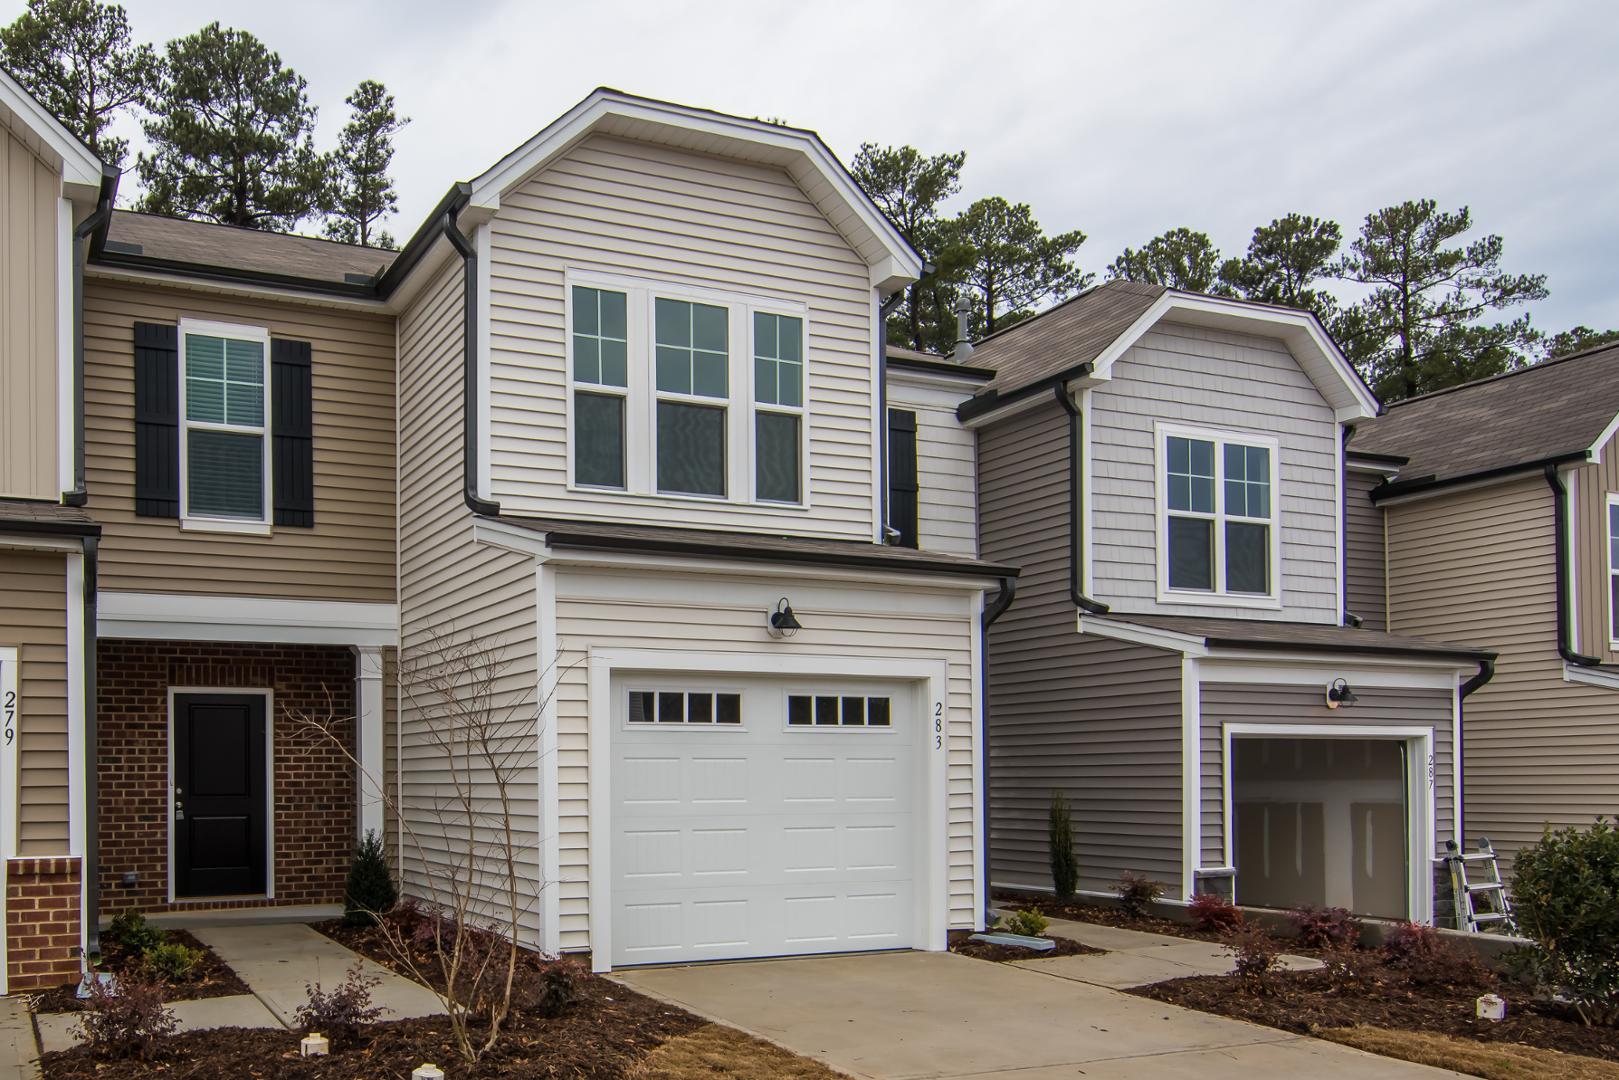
[1326,678,1358,710]
[767,597,802,639]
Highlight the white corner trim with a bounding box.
[1334,429,1346,626]
[536,562,561,955]
[969,589,987,930]
[0,646,19,862]
[98,592,397,646]
[1180,655,1200,901]
[57,198,75,495]
[353,646,386,843]
[1563,662,1619,690]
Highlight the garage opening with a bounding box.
[1231,737,1411,918]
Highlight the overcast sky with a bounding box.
[20,0,1619,331]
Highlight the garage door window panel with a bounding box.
[627,689,742,726]
[787,693,894,728]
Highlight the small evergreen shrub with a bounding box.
[344,829,398,926]
[1224,925,1281,988]
[1002,909,1049,937]
[515,958,586,1018]
[295,961,385,1040]
[76,973,176,1060]
[1187,892,1244,933]
[140,941,201,981]
[1511,818,1619,1025]
[1114,872,1165,918]
[107,910,164,956]
[1286,904,1361,949]
[1048,791,1079,901]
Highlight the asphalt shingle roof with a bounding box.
[1103,614,1492,661]
[101,211,398,287]
[966,280,1166,396]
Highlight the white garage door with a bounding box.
[610,674,918,966]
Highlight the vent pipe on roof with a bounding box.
[954,295,973,360]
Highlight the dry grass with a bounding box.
[630,1022,847,1079]
[1321,1025,1619,1080]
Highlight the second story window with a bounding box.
[1607,497,1619,644]
[753,312,803,503]
[572,286,628,489]
[655,298,729,497]
[1158,425,1280,606]
[180,321,270,525]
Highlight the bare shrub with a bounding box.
[295,961,385,1042]
[75,973,176,1060]
[1224,925,1281,990]
[1114,872,1165,918]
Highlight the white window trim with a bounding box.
[166,687,275,904]
[177,318,273,535]
[1154,421,1282,610]
[1606,492,1619,651]
[749,313,810,506]
[563,269,812,511]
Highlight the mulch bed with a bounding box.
[999,893,1223,943]
[32,929,250,1014]
[951,934,1103,962]
[1135,966,1619,1065]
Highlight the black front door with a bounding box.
[174,693,267,897]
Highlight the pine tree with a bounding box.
[952,196,1089,335]
[1049,790,1078,901]
[1218,213,1342,321]
[0,0,158,165]
[136,23,325,231]
[324,79,407,249]
[344,829,397,926]
[851,143,965,350]
[1107,227,1223,292]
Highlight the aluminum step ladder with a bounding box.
[1444,838,1516,934]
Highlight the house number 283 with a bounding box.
[934,701,943,750]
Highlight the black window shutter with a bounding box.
[271,338,315,527]
[133,322,180,518]
[888,408,919,549]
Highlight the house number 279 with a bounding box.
[934,701,943,750]
[3,689,14,747]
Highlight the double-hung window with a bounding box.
[572,286,629,488]
[1607,496,1619,644]
[752,312,804,503]
[1159,425,1279,604]
[180,320,270,526]
[654,298,730,497]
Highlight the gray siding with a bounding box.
[981,398,1183,893]
[1199,683,1455,868]
[887,372,978,558]
[1344,469,1387,630]
[1089,322,1340,623]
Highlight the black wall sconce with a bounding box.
[767,597,802,639]
[1326,678,1358,709]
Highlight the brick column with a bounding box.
[6,856,82,992]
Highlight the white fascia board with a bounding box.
[466,89,922,284]
[1585,410,1619,461]
[472,518,552,558]
[0,69,102,195]
[1087,291,1378,420]
[550,544,1003,592]
[1563,662,1619,691]
[1078,614,1209,656]
[97,592,397,646]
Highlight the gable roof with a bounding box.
[1349,342,1619,498]
[961,281,1378,423]
[99,210,399,289]
[0,65,103,200]
[467,88,924,294]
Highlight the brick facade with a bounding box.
[6,857,81,991]
[96,640,356,914]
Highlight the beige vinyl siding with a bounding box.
[0,550,70,853]
[980,399,1184,893]
[552,567,979,952]
[1,127,60,500]
[1387,475,1619,872]
[1198,683,1454,869]
[486,133,877,539]
[82,279,396,601]
[1572,437,1619,659]
[1344,469,1388,630]
[888,372,977,557]
[1089,322,1340,622]
[396,261,543,945]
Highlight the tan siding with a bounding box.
[396,261,542,944]
[1089,323,1341,622]
[1387,476,1619,872]
[552,569,978,952]
[1344,469,1387,630]
[487,133,877,539]
[82,279,396,601]
[888,373,977,557]
[1572,438,1619,660]
[980,400,1184,892]
[0,551,70,853]
[1199,683,1455,870]
[0,127,60,500]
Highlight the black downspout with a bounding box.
[64,166,119,507]
[442,212,500,517]
[876,289,907,543]
[1544,465,1600,666]
[1455,656,1495,845]
[980,573,1017,925]
[81,536,99,956]
[1052,387,1109,615]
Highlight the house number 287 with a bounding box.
[934,701,943,750]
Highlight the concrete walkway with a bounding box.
[0,998,39,1080]
[616,950,1463,1079]
[35,921,443,1055]
[1032,918,1322,989]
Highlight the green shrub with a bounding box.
[1048,791,1078,901]
[1114,872,1165,918]
[107,910,164,957]
[344,829,398,927]
[1002,909,1049,937]
[1512,818,1619,1026]
[141,941,201,982]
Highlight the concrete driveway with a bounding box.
[615,951,1464,1079]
